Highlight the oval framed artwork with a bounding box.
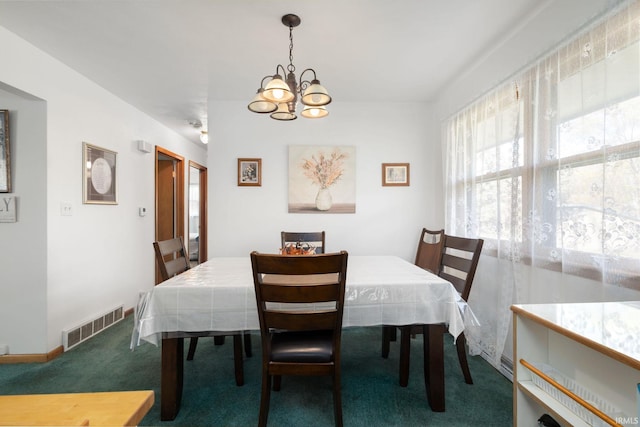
[83,142,117,204]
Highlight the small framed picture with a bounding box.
[83,142,117,204]
[382,163,410,186]
[238,158,261,187]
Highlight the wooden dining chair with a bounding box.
[381,228,444,358]
[281,231,325,254]
[383,232,483,386]
[153,237,249,384]
[436,234,483,384]
[250,250,348,427]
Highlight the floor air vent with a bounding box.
[499,355,514,381]
[62,305,124,351]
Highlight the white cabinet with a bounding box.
[512,302,640,427]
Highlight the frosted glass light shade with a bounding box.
[301,105,329,119]
[263,76,295,103]
[200,131,209,144]
[248,89,278,113]
[270,103,297,121]
[301,80,331,106]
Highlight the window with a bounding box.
[445,2,640,289]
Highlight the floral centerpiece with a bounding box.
[280,242,317,255]
[301,149,347,210]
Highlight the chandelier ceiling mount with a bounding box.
[281,13,301,28]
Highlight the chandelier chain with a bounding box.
[287,25,296,73]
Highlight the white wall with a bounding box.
[0,25,207,354]
[0,86,47,354]
[207,101,444,259]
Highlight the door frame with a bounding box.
[155,146,185,284]
[188,160,208,263]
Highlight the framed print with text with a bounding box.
[382,163,410,186]
[0,110,10,193]
[83,142,117,204]
[238,158,261,186]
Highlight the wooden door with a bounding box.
[157,160,175,242]
[155,146,184,284]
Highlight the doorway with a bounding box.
[155,146,185,284]
[188,161,207,266]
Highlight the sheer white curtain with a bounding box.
[444,1,640,370]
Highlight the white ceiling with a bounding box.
[0,0,614,145]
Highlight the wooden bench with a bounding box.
[0,390,154,426]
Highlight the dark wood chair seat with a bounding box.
[271,330,333,362]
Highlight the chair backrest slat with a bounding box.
[438,271,466,294]
[265,311,338,331]
[439,235,483,301]
[164,258,189,278]
[441,252,473,273]
[261,281,341,303]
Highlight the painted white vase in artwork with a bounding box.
[315,187,333,211]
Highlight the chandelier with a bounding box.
[248,14,331,121]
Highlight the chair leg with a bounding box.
[233,334,244,386]
[423,324,446,412]
[333,369,343,427]
[381,326,393,358]
[258,372,272,427]
[186,337,198,361]
[272,375,282,391]
[399,326,412,387]
[243,332,252,358]
[456,332,473,384]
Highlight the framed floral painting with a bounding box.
[288,145,356,213]
[238,158,261,186]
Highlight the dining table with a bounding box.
[132,255,475,421]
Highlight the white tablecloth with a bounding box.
[133,256,473,347]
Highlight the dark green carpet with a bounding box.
[0,316,512,426]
